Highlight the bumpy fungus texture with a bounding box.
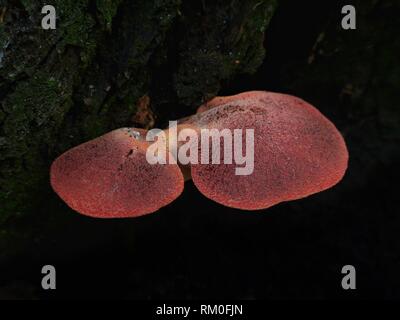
[50,91,348,217]
[50,128,184,218]
[188,91,348,210]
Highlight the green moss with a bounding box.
[51,0,98,67]
[73,0,181,139]
[19,0,36,12]
[0,26,6,68]
[0,70,73,221]
[96,0,123,31]
[174,0,277,106]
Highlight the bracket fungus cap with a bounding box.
[50,128,184,218]
[190,91,349,210]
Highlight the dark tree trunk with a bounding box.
[0,0,276,222]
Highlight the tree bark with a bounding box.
[0,0,277,224]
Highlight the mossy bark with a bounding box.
[0,0,277,253]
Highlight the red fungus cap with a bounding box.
[190,91,349,210]
[50,128,184,218]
